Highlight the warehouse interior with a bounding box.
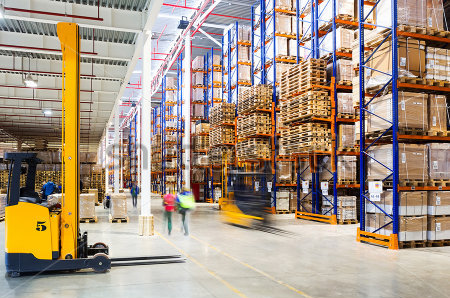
[1,0,450,297]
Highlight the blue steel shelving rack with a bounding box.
[161,76,167,195]
[127,113,138,188]
[356,0,450,248]
[251,0,299,212]
[176,54,184,193]
[293,0,360,224]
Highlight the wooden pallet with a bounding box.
[337,180,358,185]
[337,147,358,152]
[384,180,428,187]
[109,215,129,223]
[398,24,427,35]
[428,180,450,187]
[337,219,358,225]
[275,210,294,214]
[337,113,357,119]
[338,80,352,86]
[426,239,450,247]
[398,240,427,249]
[80,216,98,223]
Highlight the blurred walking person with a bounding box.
[176,188,196,236]
[163,193,176,235]
[131,183,139,208]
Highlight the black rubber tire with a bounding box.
[91,253,111,273]
[93,242,108,249]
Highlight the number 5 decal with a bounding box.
[36,221,47,231]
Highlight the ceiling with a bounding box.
[0,0,151,151]
[0,0,257,151]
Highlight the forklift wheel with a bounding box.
[93,242,108,249]
[91,253,111,273]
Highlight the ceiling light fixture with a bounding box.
[0,4,5,19]
[178,16,189,29]
[42,109,52,117]
[24,74,38,88]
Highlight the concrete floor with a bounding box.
[1,196,450,298]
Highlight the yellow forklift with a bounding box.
[4,23,183,277]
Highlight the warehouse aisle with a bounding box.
[1,196,450,298]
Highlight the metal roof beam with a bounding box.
[4,0,145,33]
[197,28,221,46]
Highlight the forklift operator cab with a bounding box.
[4,152,110,277]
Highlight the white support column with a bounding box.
[137,107,141,188]
[183,35,192,190]
[139,32,154,236]
[104,129,110,193]
[120,130,124,188]
[114,110,120,193]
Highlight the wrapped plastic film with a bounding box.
[428,143,450,180]
[428,94,448,132]
[367,92,428,133]
[367,144,429,181]
[79,193,96,219]
[337,156,357,181]
[110,193,127,219]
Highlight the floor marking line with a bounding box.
[190,234,314,298]
[155,231,248,298]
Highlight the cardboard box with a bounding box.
[80,193,96,219]
[368,38,426,80]
[367,92,428,133]
[377,0,426,28]
[238,45,250,62]
[338,124,355,149]
[425,47,449,81]
[427,216,450,240]
[276,192,290,210]
[337,156,357,182]
[337,207,357,220]
[192,56,204,70]
[275,14,292,33]
[366,191,427,216]
[213,55,221,66]
[428,191,450,216]
[427,0,445,30]
[338,196,357,207]
[384,215,427,241]
[337,93,354,115]
[267,36,288,57]
[277,161,293,183]
[238,64,251,82]
[368,144,429,181]
[88,189,99,203]
[110,193,127,219]
[428,95,447,132]
[331,59,354,82]
[428,143,450,180]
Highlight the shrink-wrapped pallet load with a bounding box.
[367,92,428,133]
[367,144,429,182]
[110,193,127,220]
[428,95,448,132]
[428,143,450,180]
[80,193,96,220]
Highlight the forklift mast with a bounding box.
[57,22,81,259]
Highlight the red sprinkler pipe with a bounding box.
[0,68,96,78]
[0,43,97,55]
[4,7,104,21]
[162,3,251,20]
[0,84,94,93]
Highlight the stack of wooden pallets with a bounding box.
[209,103,235,126]
[280,91,331,124]
[238,85,273,114]
[209,146,235,165]
[279,59,327,100]
[236,138,271,160]
[281,123,331,154]
[237,113,271,138]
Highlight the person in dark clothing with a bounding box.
[131,184,139,208]
[41,181,56,201]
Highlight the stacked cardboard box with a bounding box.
[367,144,429,182]
[428,143,450,180]
[428,95,448,133]
[80,193,96,220]
[367,92,428,133]
[338,124,355,149]
[192,56,204,70]
[0,194,5,218]
[425,47,450,81]
[277,161,294,184]
[276,191,290,211]
[337,156,357,183]
[110,193,127,220]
